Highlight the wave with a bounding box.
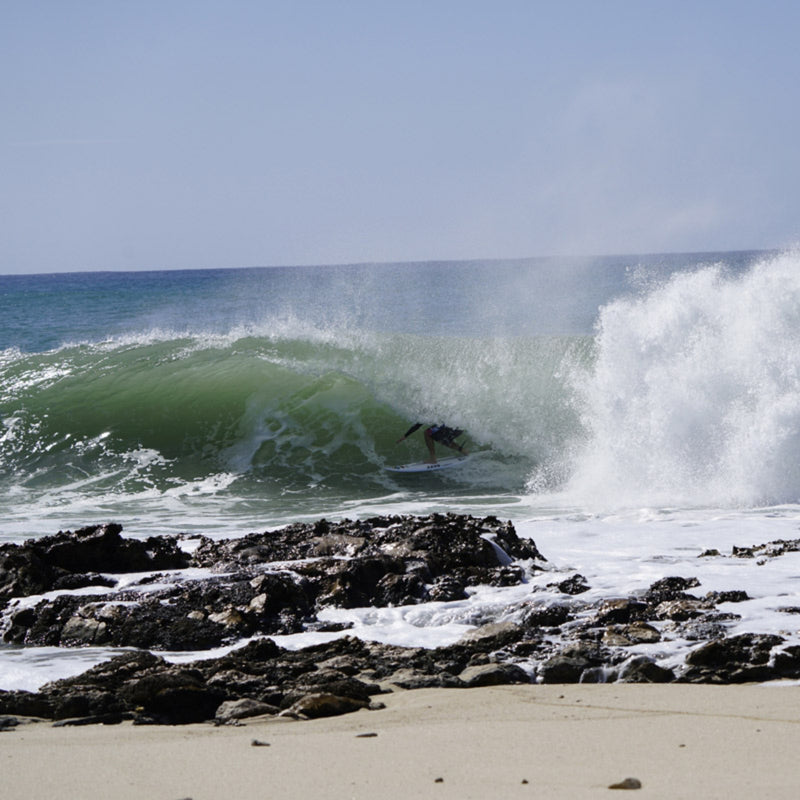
[0,323,589,507]
[3,249,798,517]
[567,249,800,507]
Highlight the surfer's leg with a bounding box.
[444,439,468,456]
[424,429,438,463]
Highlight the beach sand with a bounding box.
[3,684,799,799]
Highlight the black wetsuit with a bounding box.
[403,423,464,446]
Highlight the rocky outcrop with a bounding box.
[2,516,799,726]
[0,523,188,602]
[2,515,542,650]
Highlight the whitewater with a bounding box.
[3,249,800,689]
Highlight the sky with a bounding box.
[2,0,800,274]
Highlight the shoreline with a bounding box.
[4,683,800,800]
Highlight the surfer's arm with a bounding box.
[397,423,422,443]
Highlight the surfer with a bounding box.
[396,423,468,463]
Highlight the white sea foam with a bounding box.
[566,251,800,509]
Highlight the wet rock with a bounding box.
[642,576,700,604]
[705,589,750,604]
[0,524,189,601]
[215,698,279,722]
[427,576,467,601]
[539,642,610,684]
[549,574,590,595]
[773,645,800,678]
[60,615,109,646]
[458,662,529,687]
[684,633,784,683]
[618,656,675,683]
[653,598,710,622]
[2,515,542,653]
[594,599,649,625]
[730,538,800,560]
[609,777,642,790]
[8,513,800,724]
[522,603,573,629]
[458,621,522,646]
[539,654,588,683]
[282,692,368,719]
[0,690,53,718]
[386,668,464,689]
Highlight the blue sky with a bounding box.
[2,0,799,273]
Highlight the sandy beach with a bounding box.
[3,683,799,800]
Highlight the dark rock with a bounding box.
[522,603,573,629]
[594,599,649,625]
[618,656,675,683]
[705,590,750,604]
[428,576,467,601]
[282,692,368,719]
[3,515,542,654]
[642,576,701,604]
[215,698,279,722]
[384,668,464,689]
[0,524,189,601]
[539,642,610,684]
[457,622,525,650]
[773,645,800,678]
[732,539,800,560]
[684,633,784,683]
[52,712,130,726]
[549,574,590,595]
[458,662,529,687]
[653,598,710,621]
[609,777,642,790]
[539,655,588,683]
[120,669,225,724]
[0,689,53,718]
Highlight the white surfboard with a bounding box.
[385,455,469,473]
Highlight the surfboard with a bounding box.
[385,455,469,473]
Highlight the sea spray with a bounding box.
[567,250,800,507]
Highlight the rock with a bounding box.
[684,633,784,683]
[60,615,108,646]
[653,599,709,621]
[3,515,541,655]
[215,698,279,722]
[0,690,53,718]
[539,655,588,683]
[458,663,529,687]
[384,668,464,690]
[594,599,648,625]
[522,603,573,629]
[282,692,368,719]
[458,622,522,645]
[609,777,642,790]
[549,574,590,595]
[0,524,189,601]
[618,656,674,683]
[121,671,225,725]
[623,622,661,643]
[643,576,700,604]
[773,645,800,678]
[705,590,750,604]
[207,607,245,628]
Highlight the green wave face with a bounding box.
[0,326,592,506]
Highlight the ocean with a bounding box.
[3,249,800,689]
